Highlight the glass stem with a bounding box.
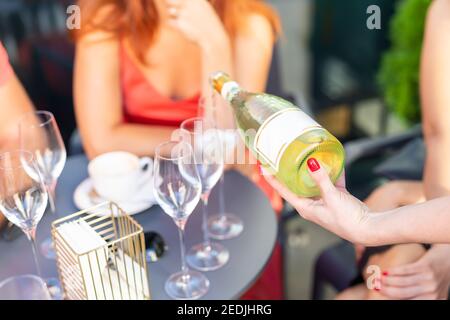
[46,181,57,214]
[201,192,211,247]
[26,228,42,278]
[177,225,188,276]
[218,174,226,220]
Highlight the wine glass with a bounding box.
[153,141,210,300]
[180,117,230,271]
[198,96,244,240]
[0,151,48,279]
[0,275,51,300]
[19,111,66,260]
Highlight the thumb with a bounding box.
[306,158,337,201]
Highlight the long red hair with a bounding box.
[74,0,281,63]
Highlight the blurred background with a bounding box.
[0,0,427,299]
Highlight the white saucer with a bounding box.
[73,177,156,216]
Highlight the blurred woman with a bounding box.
[0,42,35,229]
[73,0,283,299]
[74,0,279,158]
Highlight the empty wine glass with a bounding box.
[198,96,244,240]
[0,151,48,278]
[180,118,230,271]
[153,141,209,300]
[19,111,66,260]
[0,275,51,300]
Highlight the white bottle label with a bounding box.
[254,108,321,171]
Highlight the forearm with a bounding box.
[200,38,236,130]
[0,75,34,151]
[82,123,177,159]
[423,136,450,199]
[366,196,450,246]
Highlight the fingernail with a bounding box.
[382,271,389,276]
[307,158,320,172]
[258,164,263,175]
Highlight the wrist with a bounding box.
[359,211,385,246]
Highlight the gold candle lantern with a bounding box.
[51,202,151,300]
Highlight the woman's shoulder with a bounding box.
[236,12,278,44]
[424,0,450,55]
[233,1,281,40]
[75,3,120,45]
[0,42,9,69]
[426,0,450,28]
[0,42,13,86]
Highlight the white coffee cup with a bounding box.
[88,151,153,203]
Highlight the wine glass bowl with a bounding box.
[19,110,66,261]
[0,150,48,277]
[0,275,51,300]
[19,111,66,212]
[153,141,210,300]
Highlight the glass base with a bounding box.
[45,278,63,300]
[186,242,229,271]
[208,214,244,240]
[165,270,210,300]
[40,237,56,260]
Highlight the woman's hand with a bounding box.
[165,0,230,51]
[380,245,450,299]
[263,158,373,245]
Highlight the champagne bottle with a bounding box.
[210,71,345,197]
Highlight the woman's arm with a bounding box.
[168,0,275,130]
[263,159,450,246]
[0,74,35,153]
[74,30,176,159]
[421,0,450,199]
[233,14,275,93]
[369,197,450,245]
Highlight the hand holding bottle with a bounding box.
[211,72,345,197]
[264,158,373,245]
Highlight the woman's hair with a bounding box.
[74,0,281,63]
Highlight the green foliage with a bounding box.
[377,0,432,124]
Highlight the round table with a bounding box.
[0,155,277,300]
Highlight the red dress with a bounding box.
[0,42,13,86]
[120,45,284,300]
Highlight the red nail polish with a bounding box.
[382,271,389,276]
[307,158,320,172]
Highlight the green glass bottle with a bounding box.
[211,72,345,197]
